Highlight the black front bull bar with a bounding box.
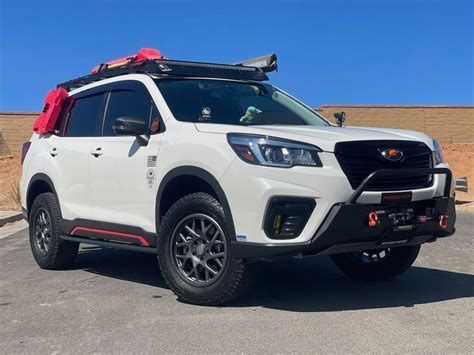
[230,168,455,259]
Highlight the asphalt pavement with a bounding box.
[0,213,473,353]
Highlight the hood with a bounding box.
[194,124,435,152]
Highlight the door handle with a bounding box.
[91,147,103,157]
[49,148,58,157]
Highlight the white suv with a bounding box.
[20,52,456,305]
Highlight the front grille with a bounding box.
[335,140,433,191]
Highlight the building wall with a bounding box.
[317,105,474,144]
[0,106,473,155]
[0,113,37,155]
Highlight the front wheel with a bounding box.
[330,245,420,281]
[158,192,252,306]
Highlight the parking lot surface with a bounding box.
[0,212,473,353]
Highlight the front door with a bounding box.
[88,80,163,235]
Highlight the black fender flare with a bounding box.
[26,173,58,217]
[155,166,236,241]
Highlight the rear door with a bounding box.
[88,80,164,234]
[43,89,107,221]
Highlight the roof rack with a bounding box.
[58,55,277,91]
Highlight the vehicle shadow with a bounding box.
[75,246,168,289]
[75,246,474,312]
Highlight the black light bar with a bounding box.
[58,58,270,91]
[234,53,278,73]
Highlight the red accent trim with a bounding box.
[70,226,150,246]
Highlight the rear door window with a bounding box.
[64,93,106,137]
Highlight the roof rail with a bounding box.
[57,55,276,91]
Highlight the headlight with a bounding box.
[432,139,444,165]
[227,133,323,167]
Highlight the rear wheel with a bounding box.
[158,192,252,306]
[29,193,79,269]
[330,245,420,281]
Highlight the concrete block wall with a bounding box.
[318,105,474,144]
[0,113,37,155]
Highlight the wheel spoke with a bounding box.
[214,258,223,268]
[204,263,218,275]
[209,230,220,246]
[201,219,212,235]
[178,233,187,243]
[208,252,225,260]
[176,233,191,247]
[185,225,200,239]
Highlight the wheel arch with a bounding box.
[26,173,58,219]
[156,166,236,240]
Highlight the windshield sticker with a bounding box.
[199,107,212,121]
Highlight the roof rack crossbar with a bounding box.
[58,58,270,91]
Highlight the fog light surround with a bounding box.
[264,197,316,240]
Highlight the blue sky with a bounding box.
[0,0,472,111]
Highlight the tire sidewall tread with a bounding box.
[29,192,78,270]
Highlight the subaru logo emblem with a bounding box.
[380,148,404,162]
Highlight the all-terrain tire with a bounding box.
[29,192,79,269]
[158,192,252,306]
[330,245,420,281]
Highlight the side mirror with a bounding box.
[113,116,149,146]
[334,112,346,127]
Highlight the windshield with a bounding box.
[155,79,329,126]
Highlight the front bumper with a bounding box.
[230,168,456,259]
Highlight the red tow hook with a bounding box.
[439,214,448,229]
[368,211,379,228]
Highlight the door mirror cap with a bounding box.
[113,116,149,146]
[334,111,346,127]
